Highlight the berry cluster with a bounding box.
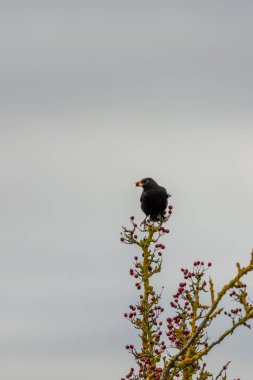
[163,262,212,377]
[223,282,249,325]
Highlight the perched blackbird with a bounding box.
[135,178,171,223]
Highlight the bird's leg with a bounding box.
[158,215,163,227]
[140,217,147,227]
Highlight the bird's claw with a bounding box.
[140,218,147,227]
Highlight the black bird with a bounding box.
[135,178,171,223]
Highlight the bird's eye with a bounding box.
[145,179,149,183]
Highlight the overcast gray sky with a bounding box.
[0,1,253,379]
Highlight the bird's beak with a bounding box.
[135,181,144,187]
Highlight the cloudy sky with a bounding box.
[0,1,253,379]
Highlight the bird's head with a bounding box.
[135,178,158,190]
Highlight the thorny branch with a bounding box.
[121,209,253,380]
